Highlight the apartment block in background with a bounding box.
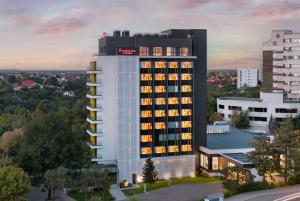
[86,29,207,183]
[237,68,258,89]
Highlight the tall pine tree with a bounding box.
[142,157,158,184]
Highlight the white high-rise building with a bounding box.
[237,68,258,89]
[263,30,300,101]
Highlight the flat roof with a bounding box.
[207,128,259,150]
[223,153,252,164]
[218,97,261,102]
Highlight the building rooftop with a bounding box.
[207,128,260,150]
[218,97,261,101]
[223,153,252,164]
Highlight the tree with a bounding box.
[268,115,279,135]
[248,136,280,182]
[230,110,249,129]
[0,166,30,201]
[99,169,113,196]
[142,157,158,184]
[209,112,223,124]
[0,128,23,154]
[44,166,69,200]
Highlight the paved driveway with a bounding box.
[135,182,224,201]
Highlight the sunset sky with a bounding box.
[0,0,299,70]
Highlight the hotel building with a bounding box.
[263,30,300,101]
[86,29,207,183]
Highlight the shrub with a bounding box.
[119,179,128,188]
[287,175,300,185]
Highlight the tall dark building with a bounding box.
[87,29,207,183]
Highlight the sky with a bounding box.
[0,0,299,70]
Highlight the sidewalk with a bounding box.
[28,186,75,201]
[109,184,128,201]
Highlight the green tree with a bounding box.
[0,166,30,201]
[209,112,223,123]
[230,110,249,129]
[99,169,113,197]
[142,157,158,184]
[268,115,279,135]
[45,166,69,200]
[248,136,280,182]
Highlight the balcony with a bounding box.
[87,116,102,124]
[86,92,102,99]
[86,103,103,111]
[88,142,102,149]
[86,66,103,74]
[86,79,102,87]
[87,129,103,136]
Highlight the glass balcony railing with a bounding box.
[87,115,102,121]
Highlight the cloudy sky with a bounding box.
[0,0,299,70]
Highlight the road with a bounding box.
[226,184,300,201]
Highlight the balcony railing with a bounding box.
[87,115,102,121]
[87,129,103,136]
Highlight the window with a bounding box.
[141,74,152,81]
[141,135,152,142]
[168,145,179,153]
[212,157,219,170]
[180,47,189,56]
[275,108,297,113]
[181,74,192,80]
[182,121,192,128]
[155,122,166,129]
[168,109,179,116]
[166,47,176,56]
[153,47,163,56]
[248,107,267,112]
[155,110,165,117]
[200,154,208,169]
[141,123,152,130]
[155,98,166,105]
[155,86,166,93]
[228,162,235,167]
[155,146,166,153]
[182,85,192,92]
[181,132,192,140]
[141,147,152,155]
[159,134,167,141]
[291,38,300,43]
[168,86,178,92]
[168,97,179,104]
[169,61,178,68]
[141,98,152,105]
[248,116,267,122]
[169,74,178,80]
[140,47,149,56]
[168,134,180,140]
[168,121,179,128]
[181,144,192,151]
[218,104,225,109]
[181,97,192,104]
[228,106,241,111]
[182,109,192,116]
[155,61,166,68]
[141,86,152,93]
[141,61,151,68]
[181,62,192,68]
[155,74,165,80]
[141,110,152,118]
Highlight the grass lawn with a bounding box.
[122,176,221,196]
[68,191,112,201]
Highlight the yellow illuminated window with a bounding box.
[141,74,152,81]
[155,110,165,117]
[180,47,189,56]
[168,109,179,116]
[155,98,166,105]
[141,86,152,93]
[155,146,166,153]
[155,74,165,80]
[169,74,178,80]
[140,47,149,56]
[168,97,179,104]
[155,86,166,93]
[182,121,192,128]
[141,147,152,154]
[155,61,166,68]
[141,61,151,68]
[181,62,192,68]
[181,133,192,140]
[155,122,166,129]
[141,98,152,105]
[168,145,179,153]
[169,61,178,68]
[141,135,152,142]
[182,109,192,116]
[182,85,192,92]
[153,47,163,56]
[141,110,152,118]
[166,47,176,56]
[181,74,192,80]
[141,123,152,130]
[181,144,192,151]
[182,97,192,104]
